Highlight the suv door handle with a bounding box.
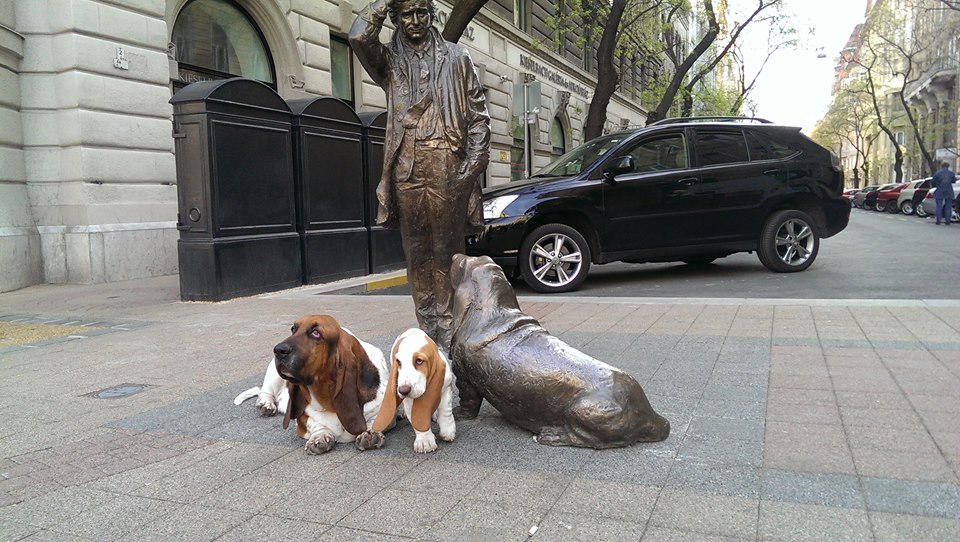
[764,168,781,176]
[676,177,697,185]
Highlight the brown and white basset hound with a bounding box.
[236,315,389,455]
[357,328,456,453]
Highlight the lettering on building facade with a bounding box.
[519,55,590,99]
[436,10,475,41]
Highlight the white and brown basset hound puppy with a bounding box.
[235,315,389,455]
[357,328,456,453]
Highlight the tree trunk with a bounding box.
[441,0,489,43]
[583,0,629,140]
[646,0,719,124]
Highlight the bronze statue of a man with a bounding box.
[350,0,490,349]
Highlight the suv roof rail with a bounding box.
[649,116,774,126]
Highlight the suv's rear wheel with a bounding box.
[758,210,819,273]
[519,224,591,293]
[901,201,914,215]
[915,203,928,217]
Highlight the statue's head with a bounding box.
[390,0,437,45]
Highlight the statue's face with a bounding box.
[397,0,432,45]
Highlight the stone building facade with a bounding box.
[0,0,652,292]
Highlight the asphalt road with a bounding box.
[370,207,960,300]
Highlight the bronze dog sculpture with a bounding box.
[449,254,670,449]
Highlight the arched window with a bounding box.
[172,0,275,90]
[550,117,565,156]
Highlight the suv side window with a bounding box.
[623,134,688,173]
[745,130,802,161]
[695,130,748,166]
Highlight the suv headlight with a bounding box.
[483,195,519,219]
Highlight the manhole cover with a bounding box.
[85,383,150,399]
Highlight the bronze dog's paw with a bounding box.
[355,431,385,451]
[304,432,336,455]
[453,405,479,421]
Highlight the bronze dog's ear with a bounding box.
[332,334,371,436]
[371,352,400,433]
[410,341,445,432]
[282,382,307,430]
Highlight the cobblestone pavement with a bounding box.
[1,274,959,541]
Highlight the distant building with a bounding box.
[829,0,958,184]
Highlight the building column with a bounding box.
[14,0,178,285]
[0,4,43,292]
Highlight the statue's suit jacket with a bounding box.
[349,2,491,233]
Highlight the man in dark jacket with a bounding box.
[350,0,490,348]
[930,162,956,225]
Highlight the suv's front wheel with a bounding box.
[758,210,819,273]
[519,224,591,293]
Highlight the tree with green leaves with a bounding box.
[813,82,879,188]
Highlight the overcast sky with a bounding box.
[735,0,868,133]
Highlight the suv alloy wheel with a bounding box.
[519,224,591,293]
[757,210,820,272]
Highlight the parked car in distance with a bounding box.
[875,182,910,212]
[466,117,850,293]
[843,188,860,205]
[862,183,898,211]
[919,183,960,220]
[899,178,932,215]
[853,185,880,208]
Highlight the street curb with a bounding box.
[260,268,408,298]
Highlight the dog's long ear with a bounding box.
[370,341,401,433]
[410,341,445,432]
[332,334,370,435]
[282,382,307,430]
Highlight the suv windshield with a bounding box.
[533,133,630,177]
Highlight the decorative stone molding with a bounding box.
[0,23,25,71]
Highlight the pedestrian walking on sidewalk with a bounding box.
[930,161,956,225]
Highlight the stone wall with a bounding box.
[4,0,179,292]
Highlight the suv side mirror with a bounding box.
[603,156,634,182]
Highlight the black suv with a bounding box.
[466,117,849,293]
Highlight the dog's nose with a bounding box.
[398,384,412,397]
[274,342,292,360]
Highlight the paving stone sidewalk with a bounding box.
[1,275,958,541]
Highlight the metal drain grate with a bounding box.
[85,383,150,399]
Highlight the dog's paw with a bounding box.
[304,432,336,455]
[437,417,457,442]
[255,399,277,417]
[355,431,385,451]
[413,431,438,453]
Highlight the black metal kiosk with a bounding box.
[170,78,301,301]
[288,96,369,284]
[359,110,405,273]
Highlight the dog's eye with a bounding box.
[290,325,296,333]
[310,328,321,340]
[414,358,425,367]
